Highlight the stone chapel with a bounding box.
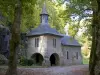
[26,4,82,66]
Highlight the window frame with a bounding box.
[35,38,39,47]
[76,52,78,59]
[53,38,56,48]
[67,51,69,59]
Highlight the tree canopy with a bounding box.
[1,0,100,75]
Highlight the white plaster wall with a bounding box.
[46,35,64,65]
[62,45,83,65]
[27,35,48,59]
[27,35,63,66]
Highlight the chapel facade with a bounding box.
[26,4,82,66]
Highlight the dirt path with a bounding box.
[17,65,89,75]
[0,65,89,75]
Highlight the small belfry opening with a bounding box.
[31,53,43,66]
[50,53,59,66]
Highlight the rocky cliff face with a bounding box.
[0,25,10,58]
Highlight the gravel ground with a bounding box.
[0,65,89,75]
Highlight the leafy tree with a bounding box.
[54,0,92,43]
[89,0,100,75]
[0,0,37,75]
[0,0,65,75]
[5,0,22,75]
[55,0,100,75]
[23,0,66,33]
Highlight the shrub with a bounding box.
[0,54,8,65]
[19,57,27,66]
[27,59,33,66]
[19,57,33,66]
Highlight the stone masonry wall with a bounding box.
[62,45,82,65]
[27,35,82,66]
[27,35,64,66]
[46,35,64,66]
[27,35,47,59]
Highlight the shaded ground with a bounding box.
[0,65,89,75]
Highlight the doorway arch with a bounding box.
[50,53,59,66]
[31,53,43,65]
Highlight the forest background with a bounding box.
[0,0,91,64]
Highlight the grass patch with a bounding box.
[83,58,89,64]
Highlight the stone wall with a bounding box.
[46,35,63,66]
[0,25,10,58]
[27,35,83,66]
[27,35,47,59]
[62,45,83,65]
[27,35,63,66]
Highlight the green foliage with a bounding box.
[0,0,67,33]
[47,1,66,33]
[83,58,89,64]
[19,57,27,66]
[61,0,93,50]
[19,57,33,66]
[0,0,92,37]
[28,59,34,66]
[0,54,8,65]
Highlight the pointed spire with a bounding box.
[40,2,49,24]
[40,3,48,15]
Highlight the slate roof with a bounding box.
[27,4,62,37]
[61,35,81,47]
[27,4,80,47]
[27,24,63,37]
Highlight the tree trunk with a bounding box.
[6,0,22,75]
[89,0,100,75]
